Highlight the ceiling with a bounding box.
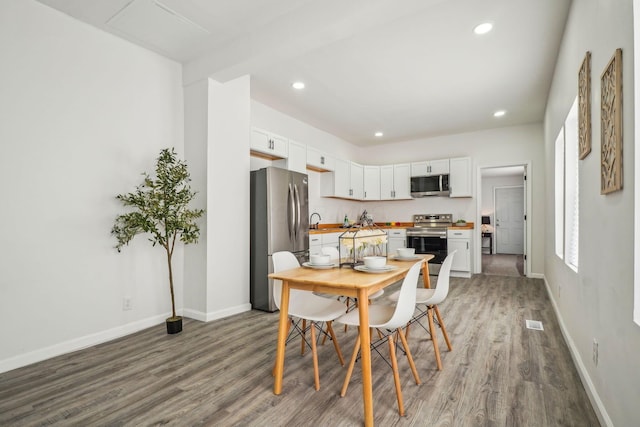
[36,0,572,146]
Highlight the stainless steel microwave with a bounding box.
[410,174,450,197]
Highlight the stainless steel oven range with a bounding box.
[406,214,452,271]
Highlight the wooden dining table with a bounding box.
[269,254,434,426]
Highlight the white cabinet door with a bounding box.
[379,165,394,199]
[307,146,335,171]
[309,235,322,255]
[274,139,306,173]
[321,232,340,252]
[250,127,288,158]
[350,162,364,200]
[429,159,450,175]
[448,229,471,273]
[321,158,351,198]
[449,157,472,197]
[387,229,407,254]
[363,165,380,200]
[393,163,411,199]
[448,239,470,271]
[410,159,449,176]
[380,164,411,199]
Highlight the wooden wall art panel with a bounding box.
[578,51,591,159]
[600,48,623,194]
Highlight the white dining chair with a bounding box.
[272,251,346,391]
[321,246,384,331]
[390,250,455,371]
[336,261,423,416]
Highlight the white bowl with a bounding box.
[310,254,331,265]
[397,248,415,258]
[363,256,386,269]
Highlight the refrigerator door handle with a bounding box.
[293,184,301,241]
[287,183,294,242]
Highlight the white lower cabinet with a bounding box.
[309,232,341,256]
[447,229,472,277]
[309,234,322,255]
[387,229,407,254]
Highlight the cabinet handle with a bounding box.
[467,242,469,249]
[349,189,353,196]
[321,156,325,164]
[364,191,367,198]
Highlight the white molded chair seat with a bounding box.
[272,251,346,391]
[389,250,455,371]
[336,261,423,416]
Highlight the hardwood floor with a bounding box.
[0,274,600,426]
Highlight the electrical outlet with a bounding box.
[123,296,132,311]
[592,339,598,366]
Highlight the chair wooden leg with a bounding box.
[344,297,350,332]
[326,321,345,366]
[388,335,405,416]
[397,328,421,385]
[434,305,453,351]
[340,335,361,397]
[301,319,307,355]
[428,307,443,370]
[310,323,320,391]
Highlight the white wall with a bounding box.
[544,0,639,425]
[0,0,185,372]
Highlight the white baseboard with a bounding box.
[183,303,251,322]
[542,276,613,427]
[528,272,544,279]
[0,314,167,375]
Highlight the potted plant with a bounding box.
[111,148,205,334]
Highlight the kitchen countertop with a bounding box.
[309,222,474,234]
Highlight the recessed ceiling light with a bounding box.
[374,131,383,137]
[292,81,305,90]
[494,110,506,117]
[474,22,493,35]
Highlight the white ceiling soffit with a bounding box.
[106,0,209,58]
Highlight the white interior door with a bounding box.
[495,186,524,254]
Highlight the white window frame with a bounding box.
[554,97,579,272]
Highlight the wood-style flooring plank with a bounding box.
[0,275,600,426]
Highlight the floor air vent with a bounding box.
[525,319,544,331]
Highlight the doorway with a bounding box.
[478,165,528,277]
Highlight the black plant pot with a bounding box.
[166,316,183,334]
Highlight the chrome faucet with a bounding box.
[310,212,321,229]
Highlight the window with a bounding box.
[554,127,564,259]
[554,97,579,271]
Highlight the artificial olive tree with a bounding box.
[112,148,204,332]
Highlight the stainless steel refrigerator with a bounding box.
[250,167,309,312]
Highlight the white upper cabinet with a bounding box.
[349,162,364,200]
[380,163,411,200]
[449,157,472,198]
[393,163,411,199]
[363,165,380,200]
[307,146,335,172]
[250,127,288,159]
[321,160,363,200]
[274,139,306,174]
[410,158,449,176]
